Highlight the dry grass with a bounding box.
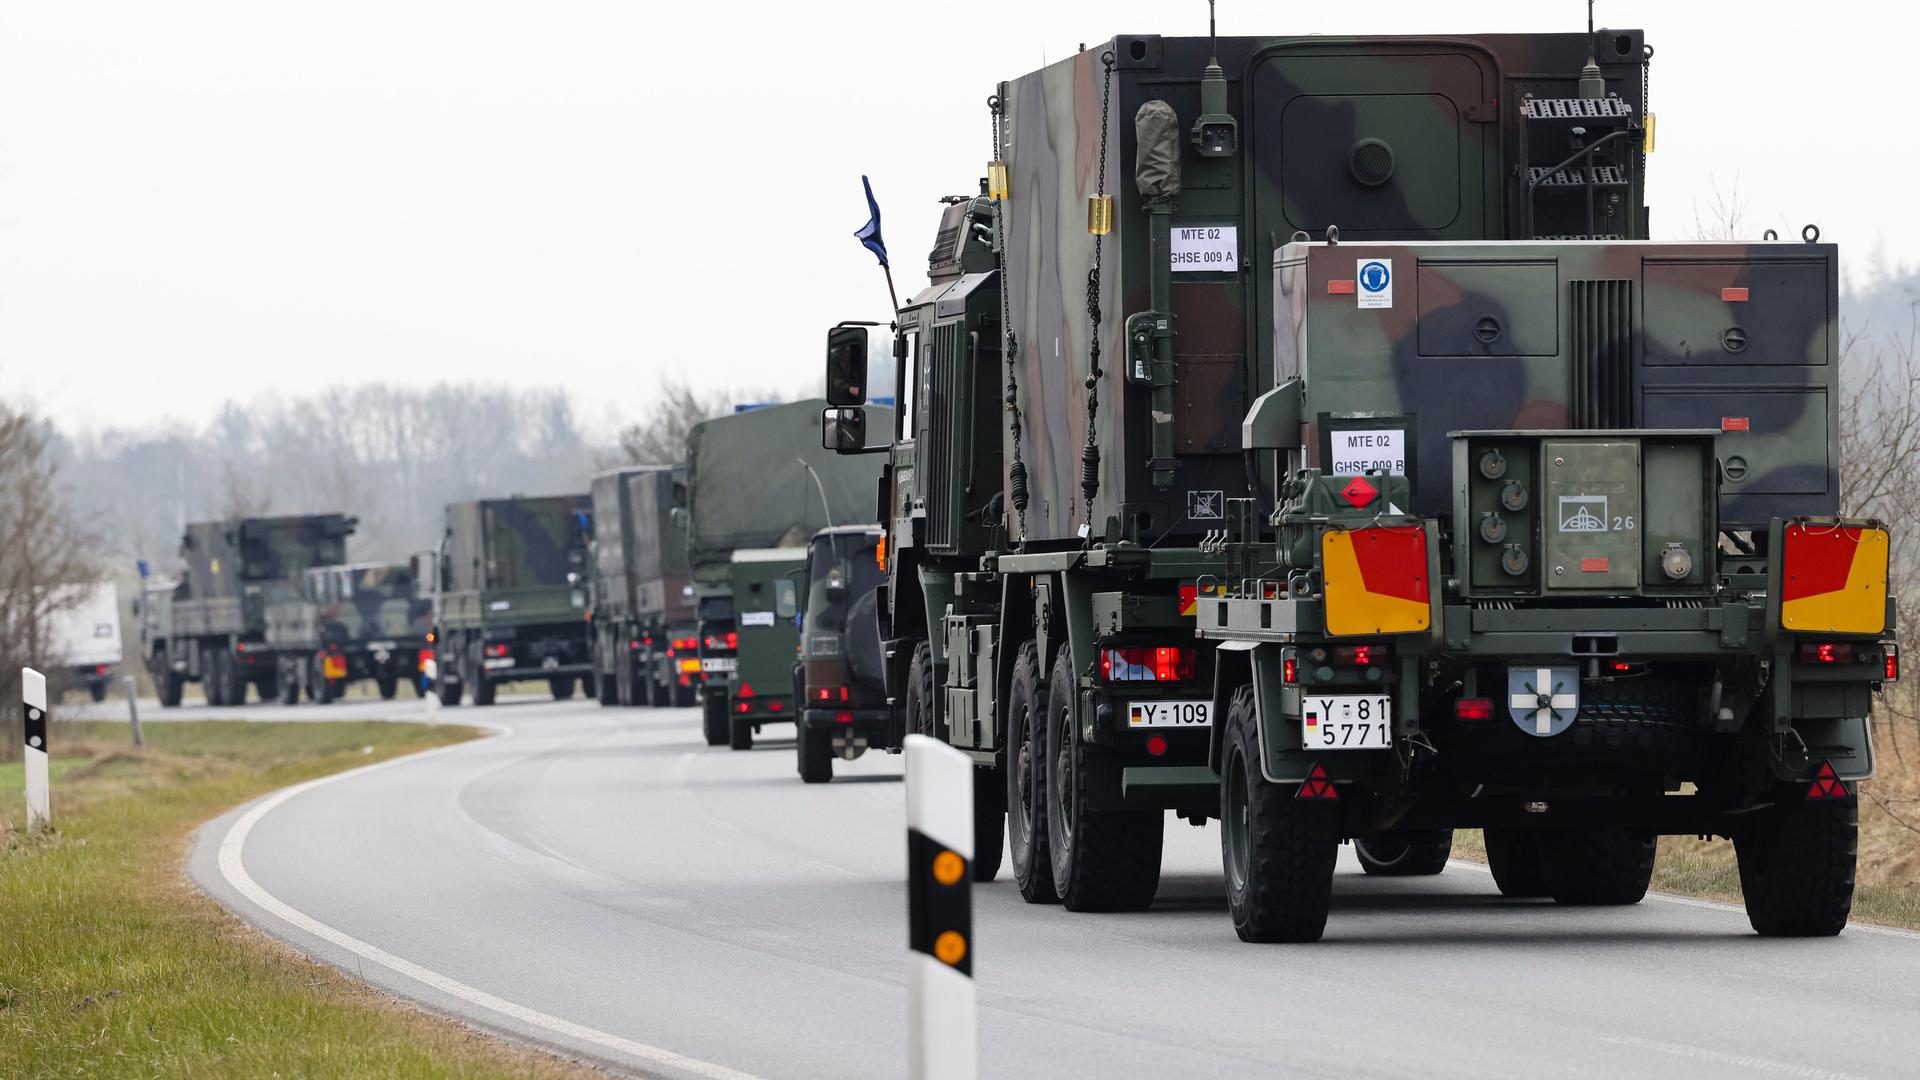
[0,721,608,1079]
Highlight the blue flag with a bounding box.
[854,175,888,268]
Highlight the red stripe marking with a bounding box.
[1327,279,1356,295]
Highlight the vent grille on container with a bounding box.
[1570,279,1634,429]
[925,322,965,551]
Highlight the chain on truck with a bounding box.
[821,16,1895,939]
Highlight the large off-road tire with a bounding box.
[1736,796,1857,936]
[158,669,183,708]
[202,648,224,706]
[973,761,1006,883]
[279,666,301,705]
[436,662,463,707]
[1546,827,1656,905]
[1045,650,1164,912]
[467,646,496,706]
[223,651,250,706]
[1221,684,1340,943]
[1004,642,1057,904]
[1355,828,1454,877]
[702,694,729,746]
[312,657,337,705]
[550,676,576,701]
[471,674,496,706]
[729,715,754,751]
[210,650,238,706]
[905,640,938,740]
[376,675,399,701]
[1484,829,1553,898]
[797,726,833,783]
[89,681,108,703]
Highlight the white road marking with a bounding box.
[213,720,762,1080]
[1597,1035,1871,1080]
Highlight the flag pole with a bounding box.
[882,264,901,315]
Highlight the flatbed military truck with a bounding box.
[817,22,1883,926]
[794,526,889,783]
[138,514,355,706]
[721,548,806,749]
[266,561,432,703]
[586,465,701,707]
[682,399,888,746]
[431,494,595,706]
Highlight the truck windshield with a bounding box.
[484,503,583,589]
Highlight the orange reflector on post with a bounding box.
[1780,522,1889,634]
[1296,763,1339,801]
[1321,526,1430,637]
[1806,760,1848,800]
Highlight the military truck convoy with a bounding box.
[266,561,432,703]
[586,466,702,707]
[818,21,1898,941]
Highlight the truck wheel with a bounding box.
[702,694,728,745]
[1045,650,1163,912]
[905,641,939,740]
[376,675,399,701]
[550,676,576,701]
[471,672,496,706]
[222,652,250,706]
[159,671,184,708]
[1736,796,1857,936]
[312,658,337,705]
[797,726,833,783]
[89,681,108,703]
[973,761,1006,882]
[1221,684,1339,943]
[1546,827,1655,905]
[435,667,462,707]
[1355,829,1453,876]
[202,648,224,706]
[729,716,754,751]
[1484,829,1553,898]
[279,668,300,705]
[1004,642,1057,904]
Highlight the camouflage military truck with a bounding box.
[682,399,890,746]
[431,494,594,706]
[139,514,355,706]
[794,526,888,783]
[817,21,1885,924]
[265,562,432,703]
[586,465,701,707]
[720,548,807,750]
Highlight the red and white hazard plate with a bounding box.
[1302,695,1392,749]
[1126,700,1212,728]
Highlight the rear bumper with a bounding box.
[800,707,891,738]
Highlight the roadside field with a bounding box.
[0,720,603,1079]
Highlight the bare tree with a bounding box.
[0,401,97,759]
[607,378,738,467]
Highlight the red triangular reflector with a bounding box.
[1307,763,1330,780]
[1814,761,1840,781]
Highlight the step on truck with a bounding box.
[795,525,889,782]
[138,515,356,707]
[266,561,432,703]
[681,399,890,747]
[586,465,701,707]
[721,547,806,750]
[816,22,1883,923]
[432,494,595,706]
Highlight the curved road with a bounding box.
[154,694,1920,1079]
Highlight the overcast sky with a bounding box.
[2,1,1913,436]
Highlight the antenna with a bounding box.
[1577,0,1606,99]
[1208,0,1219,62]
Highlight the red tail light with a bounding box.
[1283,655,1298,686]
[1455,698,1493,721]
[768,700,784,712]
[629,639,641,651]
[728,631,738,649]
[736,702,750,714]
[1296,763,1339,801]
[674,637,698,651]
[484,643,510,658]
[1145,735,1168,757]
[813,685,850,702]
[1885,645,1900,683]
[95,664,110,675]
[1798,642,1853,664]
[835,711,853,724]
[1100,646,1196,683]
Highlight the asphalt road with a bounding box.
[148,693,1920,1080]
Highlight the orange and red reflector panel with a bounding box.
[1321,526,1430,637]
[1296,763,1339,801]
[1780,522,1889,634]
[1806,760,1848,801]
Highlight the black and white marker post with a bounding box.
[905,733,976,1080]
[23,667,50,833]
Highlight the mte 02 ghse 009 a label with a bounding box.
[1171,225,1237,272]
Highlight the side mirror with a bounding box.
[823,407,866,452]
[826,325,869,406]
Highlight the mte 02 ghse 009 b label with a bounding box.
[1171,225,1237,272]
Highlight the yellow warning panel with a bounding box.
[1780,523,1889,634]
[1321,527,1430,637]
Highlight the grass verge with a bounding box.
[0,720,601,1078]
